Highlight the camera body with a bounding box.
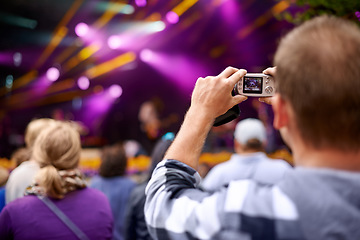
[214,73,275,126]
[235,73,275,97]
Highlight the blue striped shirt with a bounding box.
[145,159,303,240]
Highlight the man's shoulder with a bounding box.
[205,157,234,176]
[262,157,292,169]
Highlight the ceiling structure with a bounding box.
[0,0,296,155]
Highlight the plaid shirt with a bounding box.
[145,159,304,240]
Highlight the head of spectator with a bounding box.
[30,121,85,199]
[99,144,127,178]
[0,167,9,188]
[148,132,174,177]
[233,118,266,154]
[10,147,31,167]
[5,119,57,204]
[25,118,56,149]
[272,15,360,163]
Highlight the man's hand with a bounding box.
[164,67,248,169]
[259,67,276,105]
[190,67,248,120]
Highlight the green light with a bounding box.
[0,12,37,29]
[95,2,135,15]
[6,75,13,89]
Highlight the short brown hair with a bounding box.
[274,15,360,151]
[243,139,264,152]
[99,144,127,177]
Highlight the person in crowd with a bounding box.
[124,132,174,240]
[0,121,113,239]
[10,147,31,167]
[0,166,9,212]
[138,99,178,155]
[201,118,291,191]
[145,15,360,239]
[90,144,136,240]
[5,118,56,204]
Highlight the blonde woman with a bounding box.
[5,118,55,204]
[0,122,113,239]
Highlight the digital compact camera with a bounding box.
[214,73,275,126]
[234,73,275,97]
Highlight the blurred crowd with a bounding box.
[0,99,290,239]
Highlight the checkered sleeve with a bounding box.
[145,159,303,240]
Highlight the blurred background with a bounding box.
[0,0,359,169]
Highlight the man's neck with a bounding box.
[293,145,360,171]
[237,149,263,155]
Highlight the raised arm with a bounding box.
[164,67,248,169]
[145,67,301,240]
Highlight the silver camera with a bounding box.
[235,73,275,97]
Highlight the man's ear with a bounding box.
[272,94,289,130]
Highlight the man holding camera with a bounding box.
[145,15,360,240]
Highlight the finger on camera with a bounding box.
[258,97,273,105]
[233,95,248,105]
[219,66,240,78]
[263,67,276,77]
[228,69,247,86]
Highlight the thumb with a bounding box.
[232,95,248,105]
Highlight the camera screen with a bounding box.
[243,77,263,94]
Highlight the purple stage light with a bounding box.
[220,0,239,25]
[46,67,60,81]
[13,52,22,67]
[135,0,147,7]
[33,75,53,94]
[143,52,211,94]
[166,11,179,24]
[108,35,122,49]
[79,92,112,129]
[75,22,89,37]
[140,49,154,62]
[109,84,123,98]
[77,76,90,90]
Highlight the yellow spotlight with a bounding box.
[63,42,102,72]
[45,78,76,95]
[33,0,84,69]
[12,70,38,90]
[86,52,136,79]
[237,0,290,39]
[172,0,199,17]
[146,12,162,21]
[271,0,290,15]
[79,43,102,60]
